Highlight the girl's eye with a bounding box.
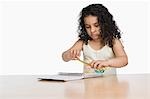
[95,25,99,27]
[85,27,90,28]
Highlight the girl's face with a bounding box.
[84,15,101,41]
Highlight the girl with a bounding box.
[62,4,128,75]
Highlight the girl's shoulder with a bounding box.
[112,38,124,49]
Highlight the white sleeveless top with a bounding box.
[83,43,116,75]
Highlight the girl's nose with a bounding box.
[90,26,96,33]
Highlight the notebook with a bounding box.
[38,72,103,81]
[38,58,107,81]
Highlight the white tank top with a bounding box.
[83,43,116,75]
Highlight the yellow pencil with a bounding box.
[76,57,91,66]
[76,57,110,71]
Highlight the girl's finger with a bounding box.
[90,60,96,68]
[75,55,80,60]
[97,64,103,69]
[70,50,73,59]
[73,50,77,59]
[76,50,80,57]
[70,50,76,59]
[93,62,99,69]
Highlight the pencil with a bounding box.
[76,57,91,66]
[76,57,110,71]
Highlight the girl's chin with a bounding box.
[91,37,99,40]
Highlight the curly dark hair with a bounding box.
[78,4,121,47]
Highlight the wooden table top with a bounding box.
[0,74,149,99]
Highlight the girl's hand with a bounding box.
[90,60,109,69]
[62,40,83,62]
[69,40,83,60]
[69,48,81,60]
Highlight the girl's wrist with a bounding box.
[106,59,111,67]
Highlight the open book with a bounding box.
[38,72,103,81]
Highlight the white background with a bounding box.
[0,0,149,75]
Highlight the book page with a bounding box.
[38,73,84,81]
[38,72,103,81]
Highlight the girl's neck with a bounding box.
[89,39,104,50]
[90,39,104,45]
[91,38,103,44]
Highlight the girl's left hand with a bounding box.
[90,60,109,69]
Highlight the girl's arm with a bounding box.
[106,39,128,68]
[62,40,83,62]
[91,39,128,68]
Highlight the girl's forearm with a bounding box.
[107,56,128,68]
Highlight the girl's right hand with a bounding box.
[69,40,83,60]
[63,47,81,62]
[69,48,81,60]
[62,40,83,62]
